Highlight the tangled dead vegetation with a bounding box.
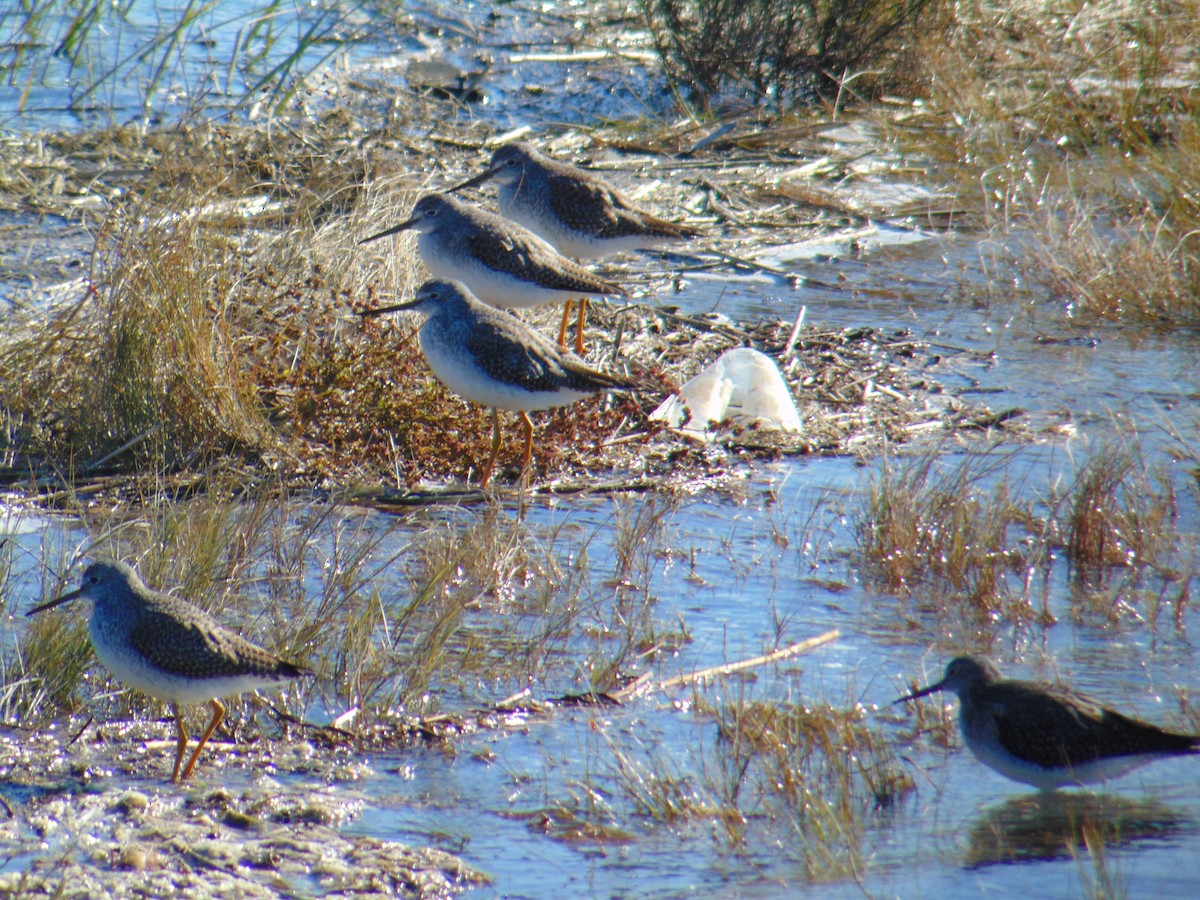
[0,116,1020,504]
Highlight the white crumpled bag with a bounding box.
[651,348,802,441]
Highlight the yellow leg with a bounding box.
[519,411,535,470]
[557,300,573,349]
[480,407,502,489]
[574,298,588,355]
[180,698,225,781]
[171,704,189,783]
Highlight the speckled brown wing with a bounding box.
[464,318,638,395]
[543,171,625,238]
[544,170,699,242]
[128,601,301,681]
[990,682,1199,767]
[463,228,626,295]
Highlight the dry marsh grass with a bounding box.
[907,1,1200,328]
[1031,151,1200,327]
[591,682,910,879]
[857,435,1198,630]
[855,451,1044,618]
[0,95,1030,503]
[0,123,655,490]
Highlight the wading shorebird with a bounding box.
[359,279,644,488]
[895,655,1200,791]
[28,559,311,782]
[359,193,626,353]
[448,141,701,344]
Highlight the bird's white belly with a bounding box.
[964,730,1158,790]
[420,333,592,412]
[89,617,286,704]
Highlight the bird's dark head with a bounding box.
[484,142,539,186]
[359,279,472,319]
[448,141,539,193]
[894,655,1000,704]
[415,279,472,310]
[28,558,140,616]
[359,194,460,244]
[406,193,462,228]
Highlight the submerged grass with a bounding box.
[1052,438,1194,630]
[1062,443,1176,577]
[4,479,705,763]
[856,435,1199,632]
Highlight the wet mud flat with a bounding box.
[0,725,485,897]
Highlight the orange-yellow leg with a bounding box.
[519,411,535,471]
[557,299,574,349]
[171,704,189,782]
[480,407,502,489]
[574,298,588,355]
[179,698,225,781]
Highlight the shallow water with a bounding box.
[5,2,1200,897]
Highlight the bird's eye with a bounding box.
[505,158,517,167]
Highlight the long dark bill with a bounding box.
[445,166,499,194]
[27,586,83,617]
[357,298,425,318]
[359,215,419,245]
[892,677,947,705]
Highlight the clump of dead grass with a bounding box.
[1061,443,1177,577]
[2,192,270,471]
[1029,143,1200,327]
[855,451,1044,618]
[593,683,910,880]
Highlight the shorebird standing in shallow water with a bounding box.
[895,655,1200,791]
[29,559,311,782]
[359,193,626,353]
[449,141,701,345]
[359,279,644,488]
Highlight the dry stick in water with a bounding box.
[612,629,839,702]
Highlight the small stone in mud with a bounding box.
[116,844,152,870]
[222,808,261,830]
[281,803,337,826]
[115,791,149,815]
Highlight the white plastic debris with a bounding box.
[651,348,803,441]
